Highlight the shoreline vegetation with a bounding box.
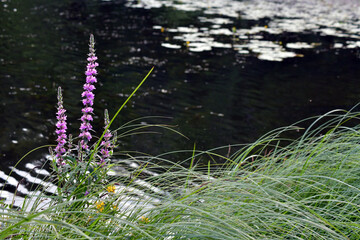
[1,36,360,239]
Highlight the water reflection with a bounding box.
[128,0,360,61]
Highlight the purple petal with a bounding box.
[79,131,92,141]
[80,114,93,122]
[85,69,97,76]
[83,83,96,91]
[87,56,98,62]
[80,122,92,131]
[82,98,94,106]
[55,129,66,135]
[104,132,112,139]
[81,107,94,113]
[57,109,66,115]
[86,76,97,84]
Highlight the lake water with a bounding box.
[1,0,360,169]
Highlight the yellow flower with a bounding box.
[96,201,105,212]
[106,185,116,193]
[140,216,149,223]
[112,204,118,210]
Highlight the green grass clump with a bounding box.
[2,109,360,239]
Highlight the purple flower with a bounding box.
[99,109,113,166]
[80,140,88,150]
[81,107,94,114]
[79,34,98,150]
[81,91,95,100]
[80,114,93,122]
[83,83,95,91]
[80,122,92,131]
[54,87,67,165]
[87,56,98,62]
[86,76,97,84]
[85,69,97,76]
[79,131,92,141]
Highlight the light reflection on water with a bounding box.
[128,0,360,61]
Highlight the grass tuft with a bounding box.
[2,109,360,239]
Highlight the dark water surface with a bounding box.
[1,0,360,168]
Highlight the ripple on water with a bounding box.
[127,0,360,61]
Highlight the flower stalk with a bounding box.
[79,34,98,151]
[99,109,113,166]
[54,87,68,166]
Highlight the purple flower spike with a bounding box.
[55,87,67,165]
[79,34,98,150]
[99,109,113,166]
